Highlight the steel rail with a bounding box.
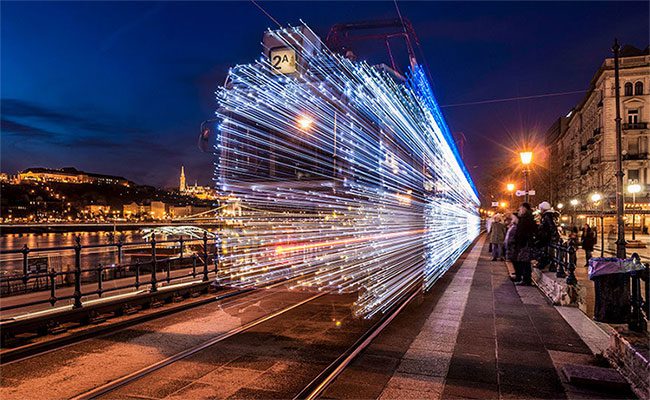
[72,290,329,400]
[294,281,422,400]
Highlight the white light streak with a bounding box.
[214,24,479,317]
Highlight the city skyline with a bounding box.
[2,1,649,189]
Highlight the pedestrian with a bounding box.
[581,223,596,266]
[490,215,506,261]
[514,203,536,286]
[535,201,559,270]
[486,215,494,253]
[505,214,520,281]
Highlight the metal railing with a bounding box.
[547,239,578,285]
[628,253,648,332]
[0,232,219,313]
[622,122,648,130]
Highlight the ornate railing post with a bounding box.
[49,268,57,306]
[97,263,104,297]
[73,236,83,309]
[566,244,578,285]
[556,241,566,278]
[21,244,30,288]
[202,232,209,282]
[150,234,158,292]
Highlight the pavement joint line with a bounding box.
[70,291,329,400]
[378,237,485,400]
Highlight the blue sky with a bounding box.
[2,1,648,187]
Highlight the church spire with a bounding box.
[180,165,186,192]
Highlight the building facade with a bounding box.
[547,45,649,230]
[18,167,131,186]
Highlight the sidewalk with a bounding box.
[323,237,637,399]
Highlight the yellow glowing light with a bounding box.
[570,199,579,206]
[296,115,314,130]
[628,184,642,194]
[506,183,515,192]
[591,193,602,202]
[519,151,533,165]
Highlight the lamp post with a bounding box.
[519,151,533,203]
[506,183,515,207]
[592,193,605,257]
[570,199,579,227]
[628,183,642,240]
[613,39,627,259]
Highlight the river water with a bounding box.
[0,230,147,276]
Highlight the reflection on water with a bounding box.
[0,231,145,275]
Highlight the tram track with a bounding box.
[72,291,329,400]
[0,274,311,365]
[70,281,425,400]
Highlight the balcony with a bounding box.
[593,127,601,136]
[623,122,648,130]
[623,152,648,161]
[580,144,588,152]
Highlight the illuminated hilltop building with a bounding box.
[178,165,217,200]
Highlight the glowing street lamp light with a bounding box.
[519,151,533,166]
[519,151,533,203]
[296,115,314,130]
[557,203,564,210]
[506,183,515,205]
[628,183,642,240]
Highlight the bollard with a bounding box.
[150,235,158,292]
[202,232,209,282]
[73,236,83,309]
[566,245,578,286]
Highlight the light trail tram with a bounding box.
[215,22,480,317]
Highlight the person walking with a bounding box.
[514,203,536,286]
[568,226,579,250]
[505,214,520,281]
[486,215,494,253]
[490,215,507,261]
[581,223,596,266]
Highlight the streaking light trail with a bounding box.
[214,23,480,317]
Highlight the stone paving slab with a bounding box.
[326,236,638,399]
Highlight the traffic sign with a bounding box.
[491,201,499,207]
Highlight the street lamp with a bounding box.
[591,193,604,257]
[627,183,642,240]
[519,151,533,203]
[506,183,515,206]
[570,199,579,226]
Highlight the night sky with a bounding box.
[2,1,648,189]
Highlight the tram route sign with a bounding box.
[269,47,297,75]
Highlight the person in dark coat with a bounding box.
[581,223,596,266]
[536,201,560,270]
[514,203,536,285]
[504,214,520,281]
[490,215,507,261]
